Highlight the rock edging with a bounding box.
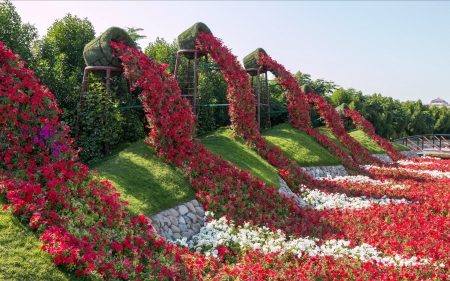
[301,165,349,178]
[149,199,205,242]
[372,154,394,164]
[401,151,418,158]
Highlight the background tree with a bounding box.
[32,13,95,131]
[124,26,146,49]
[330,87,354,107]
[0,0,38,62]
[294,71,337,98]
[144,37,178,73]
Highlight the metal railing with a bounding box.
[393,134,450,155]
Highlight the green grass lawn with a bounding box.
[200,127,280,188]
[262,123,341,167]
[89,139,196,216]
[348,130,386,154]
[392,142,410,151]
[315,126,352,155]
[0,198,76,281]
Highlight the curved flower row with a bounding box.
[307,92,384,165]
[255,53,371,174]
[195,33,336,192]
[345,108,406,161]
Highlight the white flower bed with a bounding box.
[397,160,436,166]
[319,175,407,190]
[363,165,450,179]
[176,215,430,267]
[298,185,410,210]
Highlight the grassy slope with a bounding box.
[89,140,196,216]
[0,198,76,281]
[348,130,387,154]
[315,126,351,155]
[392,142,410,151]
[200,128,280,188]
[262,123,341,166]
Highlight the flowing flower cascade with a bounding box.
[345,108,406,161]
[111,40,329,237]
[306,92,384,165]
[255,52,369,174]
[0,41,200,280]
[195,33,337,191]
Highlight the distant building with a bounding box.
[429,97,450,108]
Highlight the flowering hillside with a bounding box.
[2,31,450,280]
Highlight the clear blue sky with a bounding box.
[12,1,450,103]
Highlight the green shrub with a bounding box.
[76,75,145,163]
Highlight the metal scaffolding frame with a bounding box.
[245,67,271,129]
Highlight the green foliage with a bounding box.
[392,142,410,152]
[349,130,386,154]
[89,140,196,216]
[196,65,229,134]
[76,77,145,163]
[330,88,353,107]
[124,26,146,49]
[0,0,38,62]
[0,198,76,281]
[294,71,338,98]
[268,80,288,126]
[201,128,280,188]
[430,105,450,134]
[32,13,95,130]
[144,37,178,73]
[262,123,341,166]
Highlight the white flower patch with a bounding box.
[397,160,437,166]
[320,175,407,190]
[177,216,430,267]
[298,185,411,210]
[363,165,450,179]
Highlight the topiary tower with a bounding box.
[174,22,213,115]
[243,48,271,129]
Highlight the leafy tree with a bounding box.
[124,26,146,49]
[330,88,353,107]
[144,37,178,73]
[0,0,38,62]
[294,71,338,98]
[431,106,450,134]
[32,14,95,124]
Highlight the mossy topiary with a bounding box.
[83,27,136,68]
[177,22,212,59]
[243,48,268,76]
[301,85,313,94]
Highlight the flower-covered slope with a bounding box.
[3,30,450,280]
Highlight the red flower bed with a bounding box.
[3,32,450,280]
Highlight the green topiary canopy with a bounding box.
[243,48,267,70]
[243,48,268,76]
[177,22,212,59]
[83,27,137,68]
[301,85,313,94]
